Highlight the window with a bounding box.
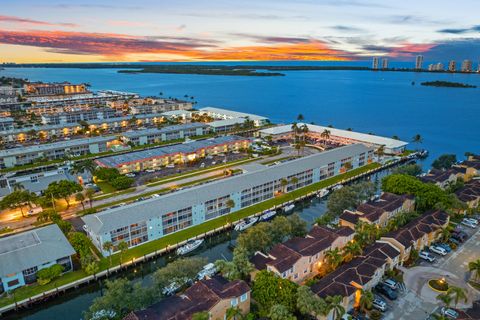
[231,298,238,307]
[240,293,248,302]
[7,279,19,287]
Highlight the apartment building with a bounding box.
[124,276,250,320]
[250,226,354,283]
[311,242,400,320]
[82,144,374,256]
[24,82,88,96]
[0,136,116,168]
[339,193,415,229]
[455,180,480,209]
[0,224,76,293]
[96,136,250,174]
[129,100,193,114]
[41,107,119,125]
[199,107,269,127]
[208,118,246,133]
[259,123,408,154]
[120,123,209,146]
[379,210,449,264]
[0,117,14,131]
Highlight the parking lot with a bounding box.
[382,221,480,320]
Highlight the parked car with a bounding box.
[382,279,398,290]
[125,173,136,178]
[449,237,461,245]
[145,169,155,173]
[441,307,459,319]
[372,297,387,311]
[166,164,175,168]
[464,217,478,225]
[26,207,43,216]
[419,251,436,262]
[452,231,468,242]
[375,283,398,300]
[435,242,452,252]
[461,219,477,228]
[430,245,448,256]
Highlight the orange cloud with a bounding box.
[0,15,78,27]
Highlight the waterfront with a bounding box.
[1,63,480,167]
[4,168,388,320]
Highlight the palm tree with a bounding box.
[468,259,480,281]
[192,312,209,320]
[118,241,128,264]
[432,314,448,320]
[321,129,331,148]
[412,134,423,149]
[326,295,345,320]
[376,145,385,161]
[300,124,309,154]
[326,248,343,271]
[290,177,299,188]
[392,135,400,140]
[447,286,468,307]
[297,114,305,122]
[280,178,289,193]
[70,159,96,176]
[10,182,25,191]
[358,289,374,313]
[85,188,95,208]
[343,241,362,262]
[102,241,114,267]
[226,199,235,211]
[226,307,244,320]
[75,192,86,210]
[436,293,453,308]
[439,227,451,243]
[291,122,299,143]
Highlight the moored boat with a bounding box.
[259,210,277,221]
[197,263,217,280]
[176,239,204,255]
[234,217,259,231]
[283,203,295,212]
[318,188,330,198]
[162,281,181,296]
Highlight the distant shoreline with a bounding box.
[1,63,479,77]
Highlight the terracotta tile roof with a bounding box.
[124,276,249,320]
[383,210,449,247]
[458,301,480,320]
[455,180,480,203]
[420,169,457,184]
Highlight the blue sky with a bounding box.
[1,0,479,62]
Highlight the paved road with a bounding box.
[384,225,480,320]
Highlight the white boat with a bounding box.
[162,281,181,296]
[197,263,217,280]
[318,189,330,198]
[234,217,259,231]
[176,239,204,255]
[283,204,295,212]
[332,184,343,191]
[259,210,276,221]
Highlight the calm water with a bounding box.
[1,63,479,166]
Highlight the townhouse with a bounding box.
[24,82,88,96]
[124,276,250,320]
[420,168,458,189]
[259,123,408,154]
[250,226,354,283]
[95,136,251,174]
[0,117,14,131]
[379,210,450,263]
[0,136,117,168]
[41,107,119,125]
[310,242,400,320]
[129,99,193,114]
[82,144,374,255]
[0,224,76,293]
[455,180,480,209]
[339,192,415,229]
[208,118,246,133]
[120,123,209,146]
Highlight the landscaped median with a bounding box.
[0,162,381,310]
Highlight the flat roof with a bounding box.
[260,123,408,150]
[83,144,372,234]
[0,117,14,122]
[0,136,116,158]
[0,113,165,135]
[96,135,248,167]
[208,118,246,128]
[122,123,208,139]
[0,224,76,277]
[162,110,192,116]
[200,107,268,121]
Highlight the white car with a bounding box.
[430,245,447,256]
[166,164,175,168]
[372,297,387,311]
[419,251,436,262]
[145,169,155,173]
[464,218,478,225]
[461,219,477,228]
[382,279,398,290]
[150,194,160,199]
[125,173,136,178]
[441,307,459,319]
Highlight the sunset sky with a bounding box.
[1,0,480,63]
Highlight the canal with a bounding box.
[8,170,391,320]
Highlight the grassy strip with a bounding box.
[260,156,297,165]
[0,162,380,309]
[95,181,117,194]
[92,188,136,201]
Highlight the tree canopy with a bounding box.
[432,154,457,170]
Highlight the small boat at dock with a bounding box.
[283,204,295,213]
[318,188,330,198]
[176,239,204,255]
[234,217,258,231]
[259,210,277,221]
[197,263,217,280]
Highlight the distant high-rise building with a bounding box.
[428,64,434,71]
[415,55,424,69]
[428,62,444,71]
[448,60,456,72]
[461,59,473,72]
[382,58,388,69]
[372,57,379,70]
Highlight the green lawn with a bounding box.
[96,181,117,194]
[92,187,136,201]
[0,162,380,309]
